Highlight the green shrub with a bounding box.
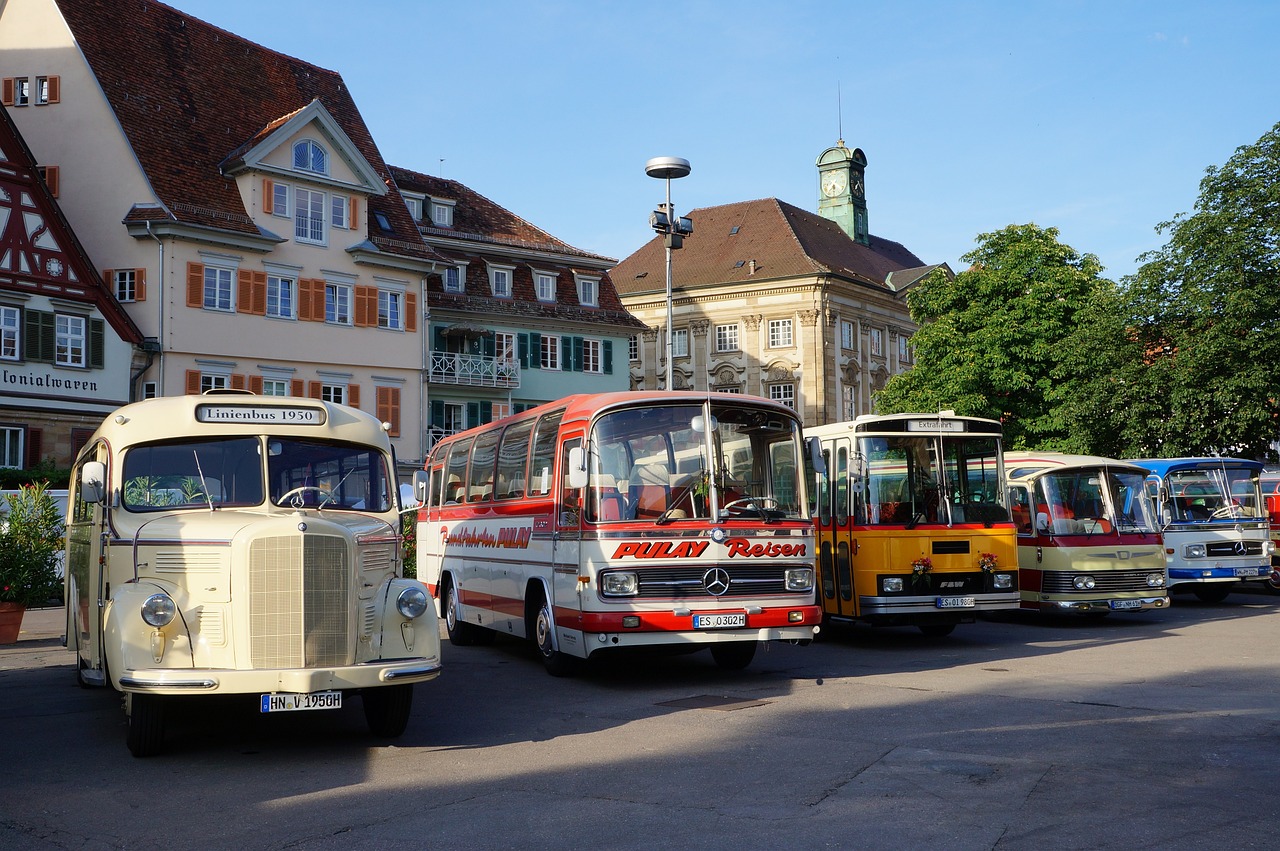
[0,482,65,608]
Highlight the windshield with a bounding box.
[122,436,393,513]
[1162,467,1263,522]
[861,434,1009,526]
[584,401,805,523]
[1036,467,1157,535]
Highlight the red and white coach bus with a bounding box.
[414,391,821,675]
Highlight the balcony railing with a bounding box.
[428,352,520,388]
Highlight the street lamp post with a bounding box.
[645,156,692,391]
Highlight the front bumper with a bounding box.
[117,656,442,695]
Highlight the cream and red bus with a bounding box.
[65,392,441,756]
[414,391,820,675]
[1004,452,1167,614]
[807,413,1020,637]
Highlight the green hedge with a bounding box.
[0,463,71,490]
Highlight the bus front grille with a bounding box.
[631,565,792,599]
[248,535,351,668]
[1041,569,1161,594]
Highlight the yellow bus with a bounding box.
[808,413,1019,637]
[65,392,441,756]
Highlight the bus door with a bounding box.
[67,446,109,685]
[825,436,860,619]
[551,435,584,636]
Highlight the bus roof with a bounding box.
[806,412,1003,439]
[484,391,799,431]
[1128,457,1265,477]
[1003,451,1150,483]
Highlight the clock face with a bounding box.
[821,170,848,198]
[852,174,865,197]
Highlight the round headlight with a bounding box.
[396,586,429,619]
[141,593,176,627]
[1072,575,1096,590]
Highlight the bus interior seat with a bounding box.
[445,476,463,504]
[591,474,627,521]
[629,463,671,519]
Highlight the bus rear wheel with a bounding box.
[363,684,413,738]
[445,579,492,646]
[126,693,166,758]
[710,641,757,670]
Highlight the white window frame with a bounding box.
[540,335,560,370]
[576,275,599,307]
[404,195,424,222]
[325,283,352,325]
[113,269,137,302]
[769,382,795,408]
[295,187,326,245]
[14,78,29,107]
[898,334,912,363]
[671,328,689,358]
[378,289,403,331]
[495,331,516,364]
[55,315,87,367]
[869,327,884,357]
[261,378,289,396]
[330,194,350,230]
[535,272,556,303]
[200,373,229,393]
[715,323,739,352]
[443,265,464,294]
[491,401,511,421]
[0,426,23,468]
[431,198,455,227]
[203,266,234,312]
[0,306,20,360]
[488,264,514,298]
[320,384,346,405]
[768,318,793,348]
[841,319,855,350]
[271,181,290,219]
[582,338,603,374]
[267,275,296,320]
[293,139,328,175]
[628,335,639,362]
[35,76,52,106]
[142,381,158,400]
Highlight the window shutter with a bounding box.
[186,262,204,308]
[574,337,585,372]
[102,269,115,295]
[378,387,401,436]
[185,370,201,395]
[603,340,613,374]
[41,165,59,197]
[481,334,496,358]
[89,318,104,368]
[25,428,42,468]
[530,333,542,368]
[252,271,266,315]
[562,336,575,371]
[480,401,492,424]
[237,270,253,313]
[1,78,14,107]
[432,325,446,352]
[308,381,322,399]
[45,76,59,104]
[349,196,358,228]
[135,267,146,302]
[347,383,360,409]
[248,375,263,394]
[430,399,444,428]
[290,379,305,397]
[229,373,246,390]
[404,291,417,332]
[517,333,529,368]
[24,309,54,362]
[466,402,480,428]
[262,178,274,215]
[354,285,376,327]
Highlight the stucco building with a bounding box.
[613,141,949,426]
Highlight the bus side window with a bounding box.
[495,418,534,500]
[559,437,582,527]
[834,446,849,526]
[528,410,563,497]
[444,438,472,504]
[468,428,501,502]
[1008,486,1033,535]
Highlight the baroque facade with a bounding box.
[612,141,949,427]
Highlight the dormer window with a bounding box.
[487,263,515,298]
[293,139,328,175]
[443,265,464,294]
[534,271,556,303]
[404,196,424,222]
[575,274,599,308]
[430,197,455,228]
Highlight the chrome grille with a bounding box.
[1041,569,1161,594]
[625,565,793,599]
[249,535,351,668]
[1205,541,1264,557]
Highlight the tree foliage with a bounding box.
[874,223,1111,450]
[1121,120,1280,459]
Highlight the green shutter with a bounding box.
[466,402,480,427]
[89,318,105,369]
[432,326,446,352]
[603,340,613,374]
[25,309,55,363]
[562,336,574,371]
[431,399,445,428]
[530,333,542,369]
[480,401,492,423]
[481,335,496,358]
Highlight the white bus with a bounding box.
[65,393,441,756]
[415,391,821,675]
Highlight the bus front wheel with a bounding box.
[710,641,757,670]
[1193,584,1233,604]
[445,579,492,646]
[532,598,577,677]
[126,693,166,758]
[363,684,413,738]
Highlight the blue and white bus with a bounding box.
[1130,457,1273,603]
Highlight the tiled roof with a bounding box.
[390,165,614,262]
[55,0,442,262]
[611,197,928,296]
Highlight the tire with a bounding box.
[363,684,414,738]
[532,596,577,677]
[445,578,488,646]
[710,641,757,670]
[1265,569,1280,594]
[917,623,956,638]
[1193,584,1233,604]
[126,693,166,758]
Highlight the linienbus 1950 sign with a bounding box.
[195,405,326,425]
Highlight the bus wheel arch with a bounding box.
[709,641,757,670]
[442,571,491,646]
[525,581,578,677]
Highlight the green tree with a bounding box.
[875,223,1112,450]
[1123,120,1280,459]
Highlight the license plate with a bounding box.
[1110,599,1142,610]
[936,596,976,609]
[260,691,342,713]
[1234,567,1262,577]
[693,612,746,629]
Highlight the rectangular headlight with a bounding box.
[992,573,1013,589]
[1185,543,1207,559]
[601,571,639,596]
[883,577,904,593]
[785,568,814,591]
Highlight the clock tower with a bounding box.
[816,141,869,246]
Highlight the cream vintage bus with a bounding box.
[64,392,441,756]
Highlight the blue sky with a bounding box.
[176,0,1279,280]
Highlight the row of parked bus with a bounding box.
[60,390,1279,756]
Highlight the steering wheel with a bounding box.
[1211,504,1242,519]
[277,485,330,508]
[721,496,779,515]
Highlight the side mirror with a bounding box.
[411,470,430,506]
[806,437,827,476]
[567,446,588,490]
[80,461,107,504]
[1036,511,1051,534]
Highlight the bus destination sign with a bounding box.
[196,405,326,425]
[906,418,965,433]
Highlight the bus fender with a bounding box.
[103,581,192,686]
[524,576,557,649]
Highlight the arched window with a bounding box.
[293,140,327,175]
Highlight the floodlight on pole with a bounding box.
[645,156,692,391]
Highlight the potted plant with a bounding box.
[0,482,65,644]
